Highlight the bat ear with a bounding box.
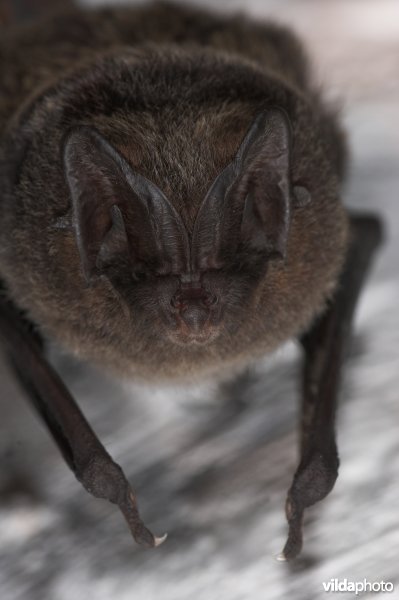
[193,109,297,269]
[63,127,189,282]
[238,109,292,258]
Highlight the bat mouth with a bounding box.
[167,327,220,347]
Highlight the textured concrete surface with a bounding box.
[0,1,398,599]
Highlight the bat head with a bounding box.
[0,48,348,377]
[63,108,308,347]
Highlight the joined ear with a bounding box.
[63,127,189,282]
[192,108,307,269]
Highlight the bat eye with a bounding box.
[170,294,188,310]
[201,293,218,307]
[132,271,147,282]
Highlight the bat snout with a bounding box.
[168,290,221,346]
[176,302,218,345]
[179,301,210,331]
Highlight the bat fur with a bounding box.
[0,1,349,381]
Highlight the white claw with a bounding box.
[275,552,287,562]
[154,533,168,547]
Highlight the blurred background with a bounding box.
[0,1,398,599]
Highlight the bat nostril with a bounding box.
[171,289,217,313]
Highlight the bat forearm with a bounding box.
[0,291,164,548]
[280,212,383,560]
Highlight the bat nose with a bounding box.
[179,301,209,333]
[170,288,218,339]
[168,291,220,346]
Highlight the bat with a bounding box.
[0,0,383,559]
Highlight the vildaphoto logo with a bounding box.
[322,579,394,595]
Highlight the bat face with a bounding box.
[63,109,299,350]
[0,50,348,377]
[115,258,255,348]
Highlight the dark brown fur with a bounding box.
[0,1,349,381]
